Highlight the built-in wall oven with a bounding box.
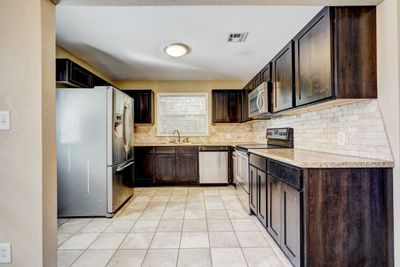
[248,82,271,118]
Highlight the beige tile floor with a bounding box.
[57,186,287,267]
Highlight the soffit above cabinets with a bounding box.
[56,5,323,81]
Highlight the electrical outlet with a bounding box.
[337,132,346,146]
[0,243,12,264]
[0,111,11,131]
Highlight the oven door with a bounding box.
[236,151,249,193]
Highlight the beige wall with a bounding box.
[377,0,400,265]
[0,0,57,266]
[56,45,113,84]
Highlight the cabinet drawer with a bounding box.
[156,146,176,154]
[177,146,198,154]
[267,160,302,189]
[249,154,267,172]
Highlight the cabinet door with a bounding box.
[134,147,155,186]
[176,154,198,184]
[212,91,227,123]
[294,8,332,106]
[241,81,253,122]
[260,63,272,83]
[257,170,267,227]
[136,91,153,124]
[267,175,281,243]
[272,42,294,112]
[156,154,176,183]
[249,165,258,214]
[281,183,301,267]
[227,91,242,122]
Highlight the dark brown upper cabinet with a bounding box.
[294,6,376,107]
[260,63,272,83]
[56,58,110,88]
[123,90,154,124]
[272,42,295,113]
[294,8,333,106]
[212,90,242,123]
[241,81,253,122]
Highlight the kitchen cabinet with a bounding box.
[267,175,282,243]
[176,146,198,184]
[156,154,176,184]
[272,42,294,112]
[123,90,154,124]
[134,146,155,186]
[153,146,199,185]
[212,90,242,123]
[249,152,392,267]
[281,183,301,267]
[249,166,258,213]
[56,58,110,88]
[242,6,377,118]
[294,7,332,106]
[260,63,272,83]
[241,81,254,122]
[257,169,267,227]
[56,59,93,88]
[249,154,268,227]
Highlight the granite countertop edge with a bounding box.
[247,148,395,169]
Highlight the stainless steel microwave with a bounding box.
[248,82,270,118]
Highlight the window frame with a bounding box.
[156,92,209,137]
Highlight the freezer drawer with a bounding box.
[107,159,134,214]
[199,151,228,184]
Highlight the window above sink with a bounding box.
[157,93,209,136]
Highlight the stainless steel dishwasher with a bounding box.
[199,146,229,184]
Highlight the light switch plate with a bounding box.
[337,132,346,146]
[0,243,12,264]
[0,111,11,131]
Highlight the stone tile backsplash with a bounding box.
[134,123,253,144]
[253,100,393,161]
[134,100,393,161]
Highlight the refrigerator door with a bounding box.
[57,87,108,217]
[123,96,134,160]
[107,159,134,213]
[107,87,128,166]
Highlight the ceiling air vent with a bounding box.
[227,32,249,43]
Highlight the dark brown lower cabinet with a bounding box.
[250,153,393,267]
[249,154,268,228]
[134,147,155,186]
[156,154,176,184]
[249,166,258,213]
[257,170,267,227]
[154,146,199,185]
[176,153,198,184]
[267,175,282,243]
[281,183,301,267]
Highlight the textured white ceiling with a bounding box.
[56,5,325,80]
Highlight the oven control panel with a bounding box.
[266,128,293,140]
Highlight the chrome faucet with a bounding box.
[172,129,181,143]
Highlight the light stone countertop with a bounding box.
[248,148,394,169]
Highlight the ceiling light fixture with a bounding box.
[164,43,191,58]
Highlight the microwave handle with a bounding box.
[256,91,263,112]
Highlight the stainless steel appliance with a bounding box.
[199,146,229,184]
[234,128,293,214]
[248,82,271,118]
[57,86,135,217]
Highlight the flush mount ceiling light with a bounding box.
[164,43,191,58]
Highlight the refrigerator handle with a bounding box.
[116,161,134,172]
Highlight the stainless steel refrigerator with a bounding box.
[56,86,134,217]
